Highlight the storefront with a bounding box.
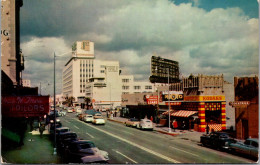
[184,95,226,132]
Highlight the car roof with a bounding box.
[246,138,259,142]
[56,127,69,130]
[71,140,94,144]
[59,131,77,136]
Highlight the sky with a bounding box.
[20,0,259,95]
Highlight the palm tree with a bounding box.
[84,97,91,109]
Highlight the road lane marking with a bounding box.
[105,125,135,135]
[170,146,199,157]
[74,125,80,129]
[73,118,180,163]
[85,132,94,138]
[112,149,138,164]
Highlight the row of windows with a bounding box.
[122,79,130,83]
[80,74,93,77]
[80,69,93,72]
[123,86,153,90]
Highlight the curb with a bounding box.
[107,118,178,136]
[107,118,125,124]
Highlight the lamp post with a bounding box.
[168,68,171,133]
[53,52,57,155]
[52,51,73,155]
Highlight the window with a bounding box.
[134,86,141,90]
[145,86,152,90]
[122,86,129,90]
[122,79,129,83]
[101,70,105,73]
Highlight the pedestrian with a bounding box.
[150,116,153,122]
[39,123,45,138]
[206,124,209,134]
[172,120,177,132]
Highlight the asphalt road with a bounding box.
[58,112,254,164]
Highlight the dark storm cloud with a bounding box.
[20,0,259,94]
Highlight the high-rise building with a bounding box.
[1,0,24,86]
[62,41,95,101]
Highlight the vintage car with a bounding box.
[92,116,105,125]
[125,118,140,127]
[200,132,236,150]
[67,107,73,113]
[229,138,258,159]
[137,119,153,130]
[78,109,101,121]
[64,140,109,163]
[83,115,93,123]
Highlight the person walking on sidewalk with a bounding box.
[172,120,178,132]
[39,123,45,138]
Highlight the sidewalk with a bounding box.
[2,126,62,164]
[107,116,204,143]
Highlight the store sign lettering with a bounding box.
[1,30,9,36]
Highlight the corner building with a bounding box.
[62,41,95,101]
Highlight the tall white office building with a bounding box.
[62,41,95,101]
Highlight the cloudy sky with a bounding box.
[20,0,259,95]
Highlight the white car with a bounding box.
[92,116,105,125]
[84,115,93,123]
[94,113,102,117]
[76,108,82,113]
[137,119,153,130]
[67,107,73,113]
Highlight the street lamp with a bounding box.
[168,68,171,133]
[53,51,73,155]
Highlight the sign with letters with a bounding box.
[2,96,50,117]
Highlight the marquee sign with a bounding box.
[162,91,184,101]
[2,96,50,117]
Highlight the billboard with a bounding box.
[2,96,50,117]
[149,56,180,83]
[146,96,158,105]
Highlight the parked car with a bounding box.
[137,119,153,130]
[84,115,93,123]
[57,132,78,152]
[92,116,105,125]
[200,132,236,150]
[56,127,70,135]
[76,108,82,114]
[125,118,140,127]
[64,140,109,163]
[229,138,258,159]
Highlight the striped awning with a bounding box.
[162,110,197,117]
[171,110,197,117]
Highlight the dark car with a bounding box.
[57,132,78,153]
[64,140,109,163]
[200,132,236,150]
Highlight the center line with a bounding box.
[73,118,180,163]
[170,146,199,157]
[112,149,138,164]
[85,132,94,138]
[74,125,79,129]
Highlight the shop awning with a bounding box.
[171,110,197,117]
[162,110,197,117]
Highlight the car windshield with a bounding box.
[79,142,96,149]
[145,121,151,123]
[219,134,229,138]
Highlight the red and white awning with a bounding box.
[162,110,197,117]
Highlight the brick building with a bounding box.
[234,76,259,139]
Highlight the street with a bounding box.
[58,112,254,164]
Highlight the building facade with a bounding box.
[22,79,31,87]
[62,41,95,101]
[234,76,259,139]
[1,0,24,86]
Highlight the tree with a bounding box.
[64,96,75,107]
[84,97,91,110]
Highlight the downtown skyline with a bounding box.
[20,0,259,95]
